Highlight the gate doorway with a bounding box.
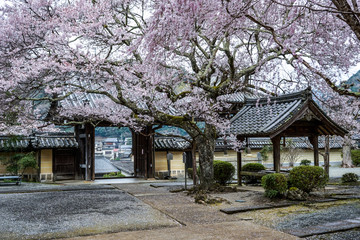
[95,127,134,178]
[53,149,76,180]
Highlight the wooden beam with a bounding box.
[314,135,319,166]
[237,151,242,185]
[271,136,281,173]
[309,135,319,166]
[324,136,330,176]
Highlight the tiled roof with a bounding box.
[215,137,343,150]
[95,156,120,174]
[154,137,191,151]
[230,88,347,137]
[0,133,78,151]
[154,135,343,152]
[0,137,30,150]
[35,135,78,149]
[223,92,259,104]
[111,160,134,175]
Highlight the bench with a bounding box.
[0,176,22,185]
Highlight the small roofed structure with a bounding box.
[0,132,79,181]
[230,87,348,179]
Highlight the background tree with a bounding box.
[281,139,302,167]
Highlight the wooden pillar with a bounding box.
[324,135,330,176]
[147,127,154,178]
[131,130,138,177]
[236,136,245,185]
[192,142,197,185]
[271,136,281,173]
[309,135,319,166]
[85,123,95,181]
[237,150,242,185]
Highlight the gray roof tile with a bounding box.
[0,133,78,150]
[154,137,191,151]
[230,88,346,137]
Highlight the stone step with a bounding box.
[220,203,294,214]
[283,217,360,237]
[220,198,338,214]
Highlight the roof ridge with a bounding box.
[244,87,311,105]
[259,99,302,133]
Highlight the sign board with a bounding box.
[167,152,173,161]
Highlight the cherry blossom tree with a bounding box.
[268,0,360,167]
[1,0,360,187]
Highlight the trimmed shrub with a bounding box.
[341,173,359,183]
[242,163,266,172]
[351,150,360,166]
[242,163,266,184]
[103,171,125,178]
[300,159,311,166]
[264,190,279,199]
[261,173,288,198]
[213,160,235,185]
[289,166,328,193]
[0,152,38,176]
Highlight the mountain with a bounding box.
[344,70,360,92]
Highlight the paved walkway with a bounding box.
[0,181,298,240]
[66,221,297,240]
[62,182,298,240]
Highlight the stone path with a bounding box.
[67,221,297,240]
[64,182,298,240]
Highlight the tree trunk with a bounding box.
[195,124,216,190]
[342,135,353,168]
[342,144,353,168]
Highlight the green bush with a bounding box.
[103,171,125,178]
[264,189,279,199]
[213,160,235,185]
[187,167,200,179]
[261,173,288,198]
[0,152,38,176]
[351,150,360,166]
[289,166,328,193]
[300,159,311,166]
[341,173,359,183]
[242,163,266,172]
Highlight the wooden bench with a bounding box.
[0,176,22,185]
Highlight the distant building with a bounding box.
[102,138,119,150]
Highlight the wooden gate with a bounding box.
[132,127,154,178]
[53,149,76,180]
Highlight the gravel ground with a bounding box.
[275,200,360,240]
[276,201,360,231]
[306,229,360,240]
[235,199,360,240]
[329,166,360,178]
[0,188,178,240]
